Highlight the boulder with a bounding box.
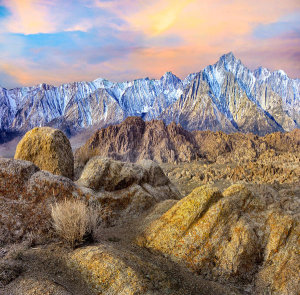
[77,157,147,191]
[14,127,74,179]
[0,158,92,244]
[139,159,170,186]
[68,244,170,295]
[0,157,180,242]
[76,157,181,224]
[137,184,300,294]
[77,157,177,192]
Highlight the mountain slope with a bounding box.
[74,116,300,165]
[161,53,298,135]
[0,53,299,138]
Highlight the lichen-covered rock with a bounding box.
[137,184,300,294]
[14,127,74,179]
[77,157,147,191]
[255,211,300,295]
[0,158,92,243]
[0,157,179,243]
[68,244,165,295]
[67,244,241,295]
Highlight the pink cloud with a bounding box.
[2,0,58,34]
[0,0,299,87]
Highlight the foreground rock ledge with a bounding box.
[137,184,300,295]
[14,127,74,179]
[0,157,180,243]
[67,243,241,295]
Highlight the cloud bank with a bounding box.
[0,0,299,88]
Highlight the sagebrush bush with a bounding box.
[51,199,100,247]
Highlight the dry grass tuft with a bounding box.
[51,199,92,248]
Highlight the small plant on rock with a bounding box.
[51,198,94,248]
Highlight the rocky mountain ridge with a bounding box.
[75,116,300,165]
[0,53,299,139]
[75,117,300,192]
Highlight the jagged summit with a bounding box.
[218,51,240,66]
[160,71,180,79]
[220,51,237,61]
[0,53,299,139]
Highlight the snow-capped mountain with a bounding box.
[0,52,299,140]
[161,53,300,134]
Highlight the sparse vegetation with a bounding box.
[51,199,101,247]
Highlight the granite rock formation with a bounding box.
[76,157,181,224]
[0,158,90,244]
[14,127,74,179]
[0,156,180,243]
[67,243,240,295]
[137,184,300,295]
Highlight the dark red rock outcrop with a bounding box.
[75,117,300,178]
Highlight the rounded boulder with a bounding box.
[14,127,74,179]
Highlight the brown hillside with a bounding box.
[75,117,300,178]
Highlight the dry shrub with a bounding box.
[51,199,90,247]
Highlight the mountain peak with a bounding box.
[161,71,175,78]
[220,52,237,62]
[0,52,298,138]
[254,66,271,80]
[160,71,181,83]
[216,52,241,70]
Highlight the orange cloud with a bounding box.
[118,0,300,79]
[101,0,299,38]
[1,0,299,87]
[2,0,58,34]
[125,0,195,36]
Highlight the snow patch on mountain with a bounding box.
[0,53,299,137]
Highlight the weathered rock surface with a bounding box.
[14,127,74,179]
[68,244,175,295]
[74,117,199,175]
[162,151,300,196]
[67,243,241,295]
[137,184,300,295]
[78,157,171,191]
[0,157,180,243]
[76,157,181,224]
[75,118,300,194]
[0,158,91,244]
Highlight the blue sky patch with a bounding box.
[0,5,10,18]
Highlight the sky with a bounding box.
[0,0,299,89]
